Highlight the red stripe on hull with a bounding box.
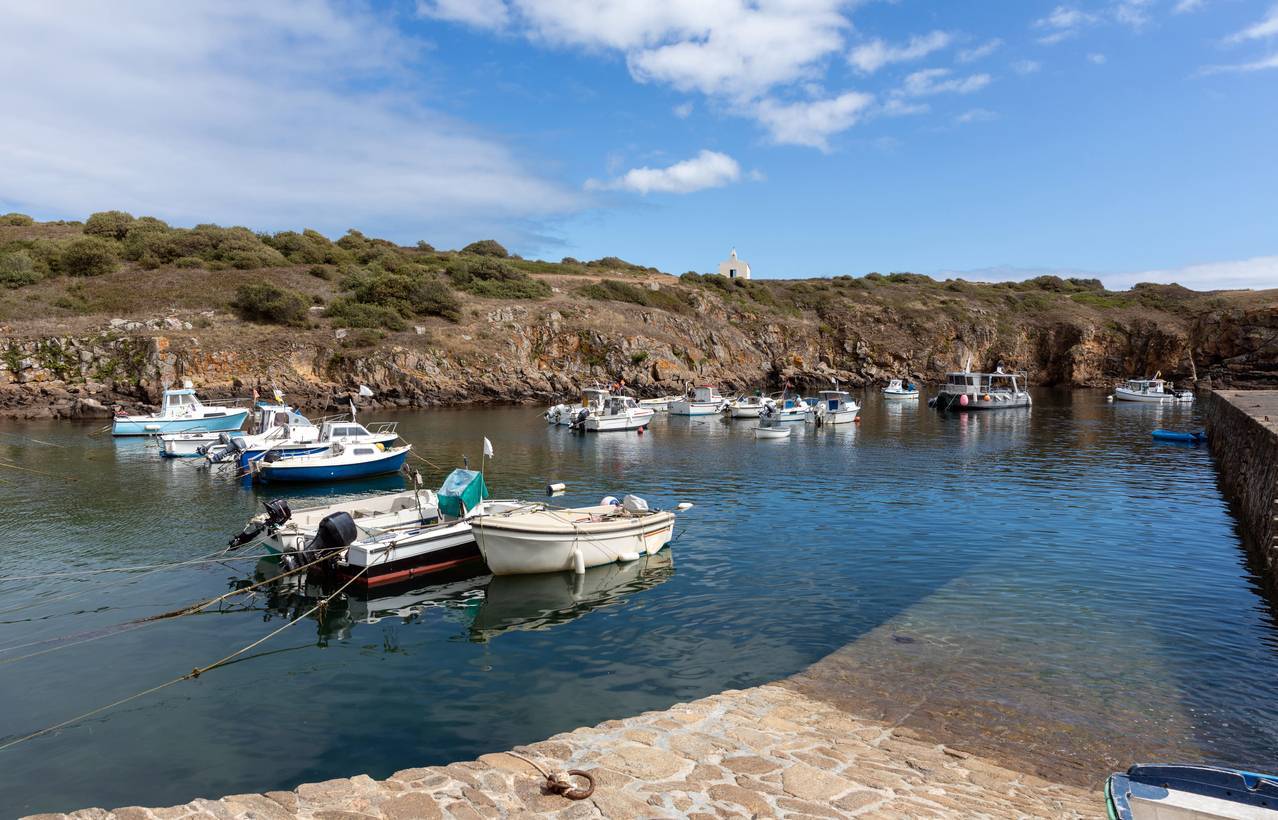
[336,554,484,588]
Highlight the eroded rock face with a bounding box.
[1,297,1275,416]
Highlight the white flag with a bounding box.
[358,384,374,398]
[349,398,357,419]
[483,437,494,459]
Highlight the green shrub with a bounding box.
[1070,292,1126,309]
[462,239,508,257]
[324,298,407,330]
[410,276,462,321]
[0,213,34,226]
[61,236,119,277]
[230,282,308,325]
[446,257,549,299]
[309,264,332,279]
[266,229,347,265]
[416,240,435,252]
[884,272,934,285]
[338,270,463,322]
[173,256,205,269]
[83,210,135,240]
[578,279,691,314]
[0,251,39,287]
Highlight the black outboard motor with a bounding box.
[291,512,358,572]
[227,499,295,548]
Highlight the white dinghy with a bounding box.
[754,424,792,439]
[882,378,920,400]
[472,495,683,575]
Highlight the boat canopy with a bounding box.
[438,468,490,517]
[691,386,719,402]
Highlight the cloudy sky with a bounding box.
[1,1,1275,289]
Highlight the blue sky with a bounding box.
[1,1,1275,289]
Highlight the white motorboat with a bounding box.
[810,390,860,425]
[669,385,726,416]
[158,430,224,457]
[112,381,249,436]
[930,364,1031,411]
[754,424,792,439]
[638,395,679,412]
[726,394,770,418]
[472,496,679,575]
[546,386,610,426]
[882,378,920,400]
[208,410,398,469]
[1114,377,1194,403]
[761,393,808,423]
[250,442,411,483]
[582,395,655,432]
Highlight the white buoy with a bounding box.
[546,482,566,495]
[618,551,640,562]
[601,495,620,506]
[572,547,586,575]
[675,502,695,511]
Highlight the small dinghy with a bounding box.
[250,442,411,483]
[1152,429,1206,443]
[1107,764,1278,819]
[158,430,224,457]
[754,423,792,439]
[882,378,920,400]
[472,495,683,575]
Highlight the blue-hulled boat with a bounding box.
[1107,764,1278,819]
[250,442,411,484]
[205,404,398,469]
[112,383,249,436]
[1152,429,1206,443]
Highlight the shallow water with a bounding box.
[0,390,1273,813]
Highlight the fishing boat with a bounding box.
[581,395,655,432]
[208,409,398,469]
[930,365,1031,411]
[669,385,727,416]
[810,389,860,425]
[231,469,532,587]
[726,394,770,418]
[753,423,792,439]
[472,495,682,575]
[760,393,809,422]
[882,378,920,400]
[1115,376,1194,403]
[112,382,249,436]
[1106,764,1278,819]
[638,395,680,412]
[545,386,610,426]
[250,441,411,483]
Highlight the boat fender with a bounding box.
[547,482,567,495]
[601,495,620,506]
[618,551,640,563]
[674,502,694,511]
[959,394,969,407]
[572,547,586,575]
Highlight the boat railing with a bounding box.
[366,421,399,435]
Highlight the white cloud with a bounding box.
[673,101,694,118]
[1173,0,1206,12]
[417,0,511,29]
[1224,5,1278,43]
[848,30,952,74]
[0,1,579,247]
[586,149,742,194]
[1088,52,1107,64]
[1199,53,1278,73]
[1033,5,1099,44]
[754,92,876,149]
[1114,0,1154,29]
[1111,255,1278,290]
[956,108,998,124]
[1012,59,1042,74]
[899,68,992,97]
[957,38,1003,63]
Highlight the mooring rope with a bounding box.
[0,550,270,583]
[0,458,78,481]
[0,563,373,752]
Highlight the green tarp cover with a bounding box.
[438,468,488,517]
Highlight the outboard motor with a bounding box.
[227,499,294,548]
[296,511,358,570]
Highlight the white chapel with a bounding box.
[717,248,751,280]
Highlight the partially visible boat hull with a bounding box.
[474,508,675,575]
[253,448,409,483]
[670,401,722,416]
[932,392,1032,411]
[113,408,249,436]
[882,389,919,400]
[1107,764,1278,820]
[1115,388,1193,403]
[158,432,224,457]
[583,409,655,432]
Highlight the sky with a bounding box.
[0,1,1275,290]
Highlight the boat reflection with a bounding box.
[244,550,674,643]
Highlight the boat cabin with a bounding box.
[941,369,1026,396]
[817,390,852,410]
[158,388,229,419]
[320,419,397,443]
[1122,378,1171,395]
[252,403,318,440]
[690,386,722,403]
[580,388,610,407]
[601,395,640,415]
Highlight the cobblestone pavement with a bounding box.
[28,683,1101,819]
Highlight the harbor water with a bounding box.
[0,389,1274,814]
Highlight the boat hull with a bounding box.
[729,406,764,418]
[754,427,791,439]
[328,525,483,588]
[816,408,859,425]
[234,433,398,469]
[932,392,1032,411]
[113,408,248,436]
[670,401,722,416]
[474,510,675,575]
[1107,765,1278,820]
[583,409,655,431]
[254,449,409,483]
[882,390,919,400]
[158,432,224,457]
[1114,387,1193,403]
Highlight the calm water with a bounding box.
[1,391,1275,814]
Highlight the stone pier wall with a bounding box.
[1206,390,1278,576]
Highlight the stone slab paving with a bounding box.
[27,683,1100,819]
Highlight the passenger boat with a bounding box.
[581,395,655,432]
[810,390,860,425]
[726,394,770,418]
[882,378,920,400]
[112,382,249,436]
[638,395,680,412]
[231,469,531,587]
[670,385,727,416]
[760,393,809,422]
[753,423,792,439]
[930,365,1031,411]
[250,441,411,483]
[545,386,610,426]
[1106,764,1278,819]
[1115,376,1194,403]
[208,409,398,469]
[472,495,680,575]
